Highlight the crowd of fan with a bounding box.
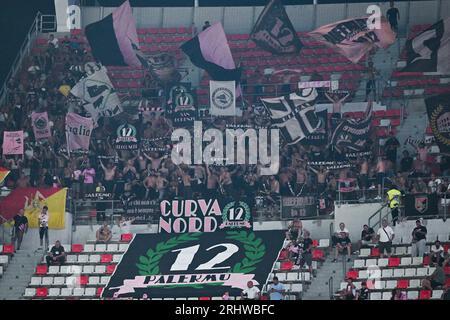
[1,33,450,217]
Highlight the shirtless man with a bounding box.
[359,157,369,199]
[144,173,157,200]
[219,167,233,196]
[99,159,116,193]
[180,167,193,199]
[309,166,328,195]
[205,164,219,199]
[295,166,308,196]
[155,173,168,200]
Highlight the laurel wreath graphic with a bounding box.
[221,201,251,229]
[135,231,266,289]
[430,105,450,146]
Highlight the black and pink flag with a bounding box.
[308,16,395,64]
[181,22,241,83]
[85,0,140,67]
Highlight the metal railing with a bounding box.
[0,12,41,108]
[368,203,390,231]
[328,276,334,300]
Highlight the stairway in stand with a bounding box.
[0,249,44,300]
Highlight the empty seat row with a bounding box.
[356,267,436,279]
[353,256,425,269]
[369,290,442,300]
[35,264,116,275]
[30,275,110,286]
[269,272,311,282]
[274,261,318,271]
[69,243,129,253]
[359,246,411,257]
[65,254,122,264]
[24,287,102,298]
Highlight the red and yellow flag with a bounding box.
[0,187,67,229]
[0,167,10,184]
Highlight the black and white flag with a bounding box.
[261,88,320,145]
[250,0,303,55]
[71,65,122,123]
[402,18,450,74]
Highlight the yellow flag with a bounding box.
[24,188,67,229]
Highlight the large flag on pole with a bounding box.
[70,66,122,123]
[181,22,241,83]
[261,89,321,145]
[85,0,140,67]
[250,0,303,55]
[426,94,450,153]
[65,113,94,152]
[402,18,450,74]
[308,16,395,63]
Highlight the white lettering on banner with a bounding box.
[298,80,339,90]
[366,5,381,30]
[109,273,258,295]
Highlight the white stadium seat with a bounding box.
[378,258,389,267]
[95,244,106,252]
[286,272,297,281]
[100,276,110,285]
[427,267,436,275]
[60,288,73,297]
[112,254,122,263]
[118,244,129,252]
[85,288,97,297]
[359,248,370,257]
[73,288,85,297]
[353,260,365,268]
[395,247,407,255]
[48,266,59,274]
[0,255,9,265]
[400,257,412,266]
[365,259,377,267]
[41,277,54,286]
[405,268,416,277]
[54,277,65,285]
[385,280,397,289]
[412,257,423,265]
[432,290,443,299]
[48,288,61,297]
[318,239,330,248]
[24,288,36,297]
[89,276,100,285]
[30,277,41,286]
[106,244,119,252]
[94,265,106,274]
[84,244,95,253]
[77,255,89,263]
[358,270,368,279]
[291,283,303,292]
[393,269,405,278]
[66,255,77,263]
[89,255,101,263]
[382,292,391,300]
[82,265,94,274]
[381,269,393,278]
[277,273,287,281]
[370,292,381,300]
[409,279,421,288]
[416,268,427,277]
[407,291,418,300]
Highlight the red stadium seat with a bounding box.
[312,240,319,247]
[445,266,450,275]
[101,254,113,263]
[121,234,133,242]
[388,257,400,267]
[2,244,14,254]
[312,249,324,260]
[419,290,431,300]
[346,270,358,280]
[199,297,211,300]
[71,244,83,253]
[280,261,294,271]
[106,264,117,274]
[370,247,380,257]
[36,265,48,275]
[397,279,409,289]
[96,287,103,297]
[423,255,430,266]
[79,275,89,286]
[36,287,48,297]
[278,249,288,260]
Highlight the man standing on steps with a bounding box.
[386,185,402,226]
[386,1,400,33]
[376,219,395,258]
[38,206,50,250]
[12,209,28,251]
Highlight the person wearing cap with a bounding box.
[411,219,427,257]
[241,281,260,300]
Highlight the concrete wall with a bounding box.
[334,202,386,241]
[79,1,446,35]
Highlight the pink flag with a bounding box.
[113,0,140,67]
[2,131,24,155]
[31,112,51,140]
[308,16,395,63]
[65,113,94,152]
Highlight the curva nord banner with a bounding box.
[158,198,253,234]
[102,230,284,299]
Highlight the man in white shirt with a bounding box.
[376,219,395,258]
[241,281,260,300]
[48,34,59,49]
